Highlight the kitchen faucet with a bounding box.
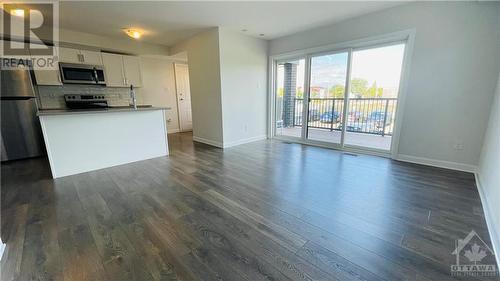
[129,84,137,109]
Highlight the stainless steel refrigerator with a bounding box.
[1,61,45,161]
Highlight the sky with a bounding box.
[277,43,405,94]
[350,44,405,89]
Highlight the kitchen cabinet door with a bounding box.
[32,44,62,85]
[59,47,81,64]
[80,50,102,65]
[33,68,62,85]
[123,55,142,87]
[101,52,126,87]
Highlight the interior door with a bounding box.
[174,63,192,132]
[306,51,349,145]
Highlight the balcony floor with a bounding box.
[277,126,392,151]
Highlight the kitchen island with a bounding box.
[38,107,170,178]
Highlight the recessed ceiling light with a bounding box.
[123,28,143,39]
[10,9,25,17]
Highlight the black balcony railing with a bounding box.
[292,98,397,136]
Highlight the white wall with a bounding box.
[171,28,225,146]
[270,2,500,169]
[140,57,182,133]
[477,71,500,265]
[171,28,269,147]
[219,28,268,146]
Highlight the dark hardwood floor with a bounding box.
[1,132,497,281]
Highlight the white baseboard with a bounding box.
[475,173,500,268]
[167,128,180,134]
[395,154,477,173]
[192,136,224,148]
[192,135,267,149]
[223,135,267,148]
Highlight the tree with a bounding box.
[350,78,368,98]
[329,85,345,98]
[296,88,304,99]
[376,87,384,98]
[277,87,284,98]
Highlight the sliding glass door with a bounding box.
[275,58,306,139]
[344,44,405,150]
[306,52,349,145]
[274,40,407,153]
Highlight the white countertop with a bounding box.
[37,106,171,116]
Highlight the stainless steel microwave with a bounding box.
[59,63,106,85]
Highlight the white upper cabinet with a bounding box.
[101,53,125,87]
[33,68,62,85]
[59,47,81,64]
[59,47,102,65]
[101,52,142,88]
[32,44,62,86]
[123,55,142,87]
[80,50,102,65]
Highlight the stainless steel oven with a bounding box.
[59,63,106,85]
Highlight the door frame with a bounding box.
[268,29,416,159]
[174,63,192,132]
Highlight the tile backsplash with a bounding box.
[37,85,143,109]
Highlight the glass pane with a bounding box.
[344,44,405,150]
[275,59,305,138]
[307,52,348,144]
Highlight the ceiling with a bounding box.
[59,1,407,47]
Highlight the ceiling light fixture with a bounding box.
[124,28,143,39]
[10,9,25,17]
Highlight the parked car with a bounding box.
[320,110,341,123]
[368,111,392,124]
